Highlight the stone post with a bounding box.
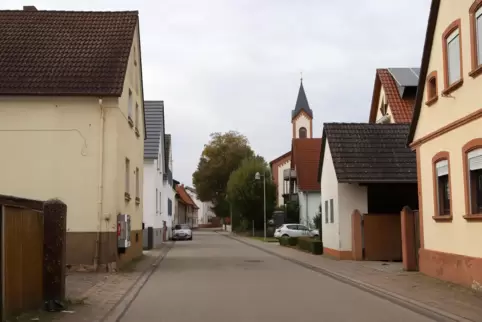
[401,206,417,271]
[43,199,67,311]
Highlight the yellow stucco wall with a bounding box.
[414,0,482,141]
[419,118,482,257]
[0,25,144,234]
[415,0,482,258]
[293,114,311,138]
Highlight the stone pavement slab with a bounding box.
[47,243,172,322]
[223,232,482,322]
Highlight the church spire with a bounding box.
[291,78,313,120]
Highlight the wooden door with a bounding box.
[3,206,44,317]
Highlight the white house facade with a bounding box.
[143,101,174,247]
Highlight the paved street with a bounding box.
[120,231,435,322]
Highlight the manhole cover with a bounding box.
[244,259,263,263]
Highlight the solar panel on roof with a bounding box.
[388,68,419,87]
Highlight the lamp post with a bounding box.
[255,171,266,241]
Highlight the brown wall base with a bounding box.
[324,247,353,260]
[66,230,143,268]
[419,248,482,289]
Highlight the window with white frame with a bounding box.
[330,199,334,223]
[156,188,159,213]
[435,159,450,215]
[467,148,482,214]
[128,89,133,119]
[324,200,328,224]
[476,7,482,66]
[125,158,130,195]
[135,167,139,199]
[446,29,461,85]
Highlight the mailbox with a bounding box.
[117,214,131,249]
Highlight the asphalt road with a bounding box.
[120,231,435,322]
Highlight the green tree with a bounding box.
[192,131,254,218]
[226,156,276,230]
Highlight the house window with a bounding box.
[156,188,159,213]
[467,149,482,214]
[433,154,451,217]
[168,199,172,216]
[324,200,328,224]
[125,158,130,197]
[329,199,334,223]
[135,167,140,198]
[135,103,139,129]
[128,90,133,119]
[299,127,307,138]
[159,191,162,213]
[426,71,438,105]
[470,3,482,73]
[442,20,462,90]
[463,139,482,216]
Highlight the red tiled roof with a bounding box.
[269,151,291,166]
[0,9,138,96]
[376,69,415,123]
[291,138,322,191]
[176,185,198,209]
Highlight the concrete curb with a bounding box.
[220,232,473,322]
[101,242,174,322]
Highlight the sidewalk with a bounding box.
[222,232,482,322]
[47,243,172,322]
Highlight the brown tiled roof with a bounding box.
[291,138,322,191]
[0,9,138,96]
[176,185,198,209]
[320,123,416,183]
[369,69,415,124]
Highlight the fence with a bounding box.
[0,195,67,320]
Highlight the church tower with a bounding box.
[291,79,313,139]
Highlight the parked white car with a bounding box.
[274,224,319,238]
[172,224,192,241]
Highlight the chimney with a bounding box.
[23,6,37,11]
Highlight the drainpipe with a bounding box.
[94,98,105,270]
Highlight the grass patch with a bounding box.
[250,236,279,243]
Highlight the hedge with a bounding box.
[279,237,298,246]
[297,237,323,255]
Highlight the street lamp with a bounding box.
[255,171,267,241]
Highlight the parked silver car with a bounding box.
[274,224,319,238]
[172,224,192,241]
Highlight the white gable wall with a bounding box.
[338,183,367,251]
[321,140,339,250]
[277,160,291,205]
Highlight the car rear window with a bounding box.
[181,224,190,229]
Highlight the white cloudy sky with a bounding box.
[4,0,431,186]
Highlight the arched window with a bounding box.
[299,127,307,138]
[432,152,452,218]
[462,139,482,217]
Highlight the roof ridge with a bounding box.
[0,9,139,13]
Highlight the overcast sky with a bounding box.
[4,0,431,186]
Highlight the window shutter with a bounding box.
[468,149,482,171]
[436,160,449,177]
[324,200,328,223]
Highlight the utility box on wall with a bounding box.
[117,214,131,252]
